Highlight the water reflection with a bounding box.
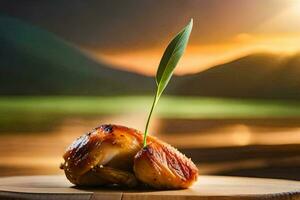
[0,115,299,180]
[158,119,300,147]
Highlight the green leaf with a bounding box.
[156,19,193,97]
[143,19,193,147]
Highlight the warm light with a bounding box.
[85,32,300,76]
[230,125,252,146]
[269,0,300,30]
[82,0,300,76]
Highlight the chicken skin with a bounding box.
[61,124,198,189]
[134,140,198,189]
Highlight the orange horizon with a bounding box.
[83,33,300,76]
[79,1,300,76]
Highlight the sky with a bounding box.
[1,0,300,75]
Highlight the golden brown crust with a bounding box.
[133,140,198,189]
[61,124,198,189]
[61,124,143,185]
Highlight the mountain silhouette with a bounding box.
[0,16,153,95]
[1,16,300,99]
[173,53,300,99]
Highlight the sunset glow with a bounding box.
[77,0,300,76]
[1,0,300,184]
[86,33,300,75]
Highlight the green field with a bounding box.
[1,96,300,132]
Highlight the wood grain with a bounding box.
[0,175,299,200]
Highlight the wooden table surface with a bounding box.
[0,175,299,200]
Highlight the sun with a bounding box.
[267,0,300,31]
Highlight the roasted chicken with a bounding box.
[61,124,198,189]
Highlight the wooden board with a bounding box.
[0,175,299,200]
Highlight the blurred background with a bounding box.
[0,0,300,180]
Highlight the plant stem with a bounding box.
[143,92,158,147]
